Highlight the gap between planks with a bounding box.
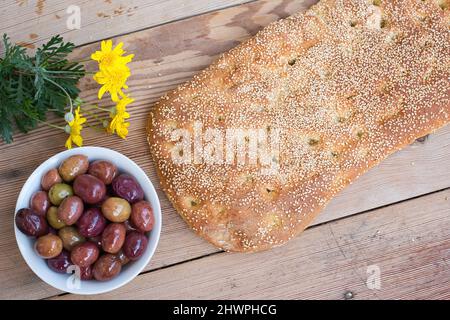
[51,185,450,300]
[0,0,258,54]
[53,188,450,300]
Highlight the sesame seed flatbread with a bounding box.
[147,0,450,252]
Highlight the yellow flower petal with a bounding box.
[112,42,124,55]
[64,107,86,150]
[65,137,72,149]
[102,40,112,52]
[72,135,83,147]
[98,85,107,100]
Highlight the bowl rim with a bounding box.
[14,146,162,295]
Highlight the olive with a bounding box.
[115,250,130,266]
[57,196,84,225]
[93,254,121,281]
[71,242,100,267]
[58,154,89,182]
[30,191,50,216]
[131,201,154,232]
[88,160,118,185]
[79,265,93,280]
[73,174,107,205]
[47,250,72,273]
[35,234,63,259]
[41,168,62,191]
[46,206,66,229]
[48,183,73,206]
[77,207,107,237]
[58,226,85,251]
[123,231,148,261]
[112,174,144,203]
[101,223,126,254]
[15,208,48,237]
[101,197,131,222]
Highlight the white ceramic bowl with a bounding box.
[14,146,162,295]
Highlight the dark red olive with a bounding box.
[79,265,93,280]
[123,231,148,261]
[131,201,154,232]
[47,250,72,273]
[57,196,84,225]
[93,254,121,281]
[30,191,50,216]
[15,208,48,237]
[73,174,107,205]
[111,174,144,203]
[77,207,107,237]
[71,242,100,267]
[101,223,126,254]
[88,160,118,185]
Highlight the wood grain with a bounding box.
[56,189,450,300]
[0,0,449,299]
[0,0,255,53]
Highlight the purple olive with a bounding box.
[123,231,148,261]
[73,174,107,205]
[111,174,144,204]
[77,207,107,237]
[47,250,72,273]
[15,208,48,237]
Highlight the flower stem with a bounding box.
[83,109,109,129]
[44,76,74,113]
[37,119,65,130]
[83,104,112,113]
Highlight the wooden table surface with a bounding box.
[1,0,449,300]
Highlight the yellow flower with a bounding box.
[114,119,130,139]
[107,96,133,139]
[65,107,87,149]
[93,65,131,102]
[91,40,134,71]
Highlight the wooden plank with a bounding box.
[0,0,256,53]
[316,129,450,225]
[0,0,319,300]
[56,189,450,300]
[0,0,449,299]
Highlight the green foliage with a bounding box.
[0,34,85,143]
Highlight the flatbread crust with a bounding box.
[147,0,450,252]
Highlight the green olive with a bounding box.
[58,226,85,251]
[49,183,73,206]
[46,206,66,229]
[101,197,131,223]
